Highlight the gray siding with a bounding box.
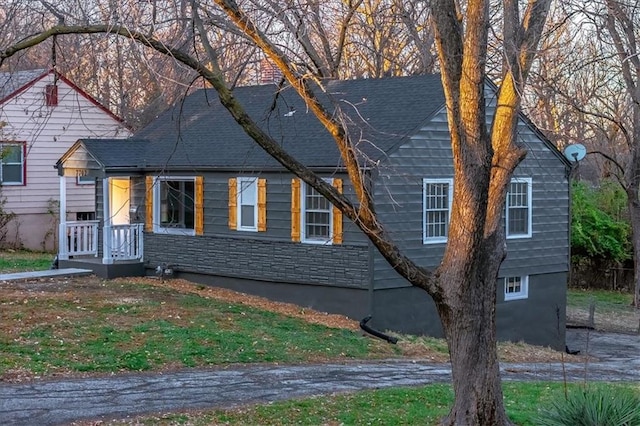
[198,171,367,244]
[372,104,570,289]
[145,233,369,288]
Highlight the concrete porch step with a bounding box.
[0,268,93,282]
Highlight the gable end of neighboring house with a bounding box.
[0,69,130,251]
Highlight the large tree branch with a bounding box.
[212,1,376,225]
[486,0,551,240]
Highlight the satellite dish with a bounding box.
[563,144,586,163]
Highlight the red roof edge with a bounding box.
[0,68,131,131]
[0,69,50,105]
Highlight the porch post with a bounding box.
[58,176,68,260]
[102,177,113,264]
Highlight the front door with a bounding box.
[109,178,130,225]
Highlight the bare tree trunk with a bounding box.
[437,236,509,425]
[627,186,640,307]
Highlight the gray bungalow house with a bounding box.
[55,75,570,349]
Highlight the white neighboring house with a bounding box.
[0,69,130,251]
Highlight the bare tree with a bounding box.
[0,0,553,423]
[596,0,640,307]
[534,0,640,307]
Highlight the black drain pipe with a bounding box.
[359,316,398,344]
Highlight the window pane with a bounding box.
[2,145,21,163]
[506,277,521,293]
[508,207,527,234]
[2,164,22,183]
[240,180,256,204]
[160,180,194,229]
[241,205,255,227]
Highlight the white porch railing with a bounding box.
[103,223,144,263]
[60,220,99,258]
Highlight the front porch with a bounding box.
[56,142,146,278]
[57,219,146,278]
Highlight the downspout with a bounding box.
[359,168,397,344]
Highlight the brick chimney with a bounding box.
[260,58,283,84]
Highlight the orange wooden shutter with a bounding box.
[291,179,301,242]
[332,178,343,244]
[228,178,237,229]
[195,176,204,235]
[145,176,154,232]
[257,178,267,231]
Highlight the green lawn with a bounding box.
[567,288,634,310]
[93,382,640,425]
[0,250,53,273]
[0,278,400,379]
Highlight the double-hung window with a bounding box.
[237,177,258,231]
[503,276,529,301]
[423,178,453,244]
[291,178,342,244]
[228,177,266,232]
[302,180,333,243]
[506,178,532,238]
[0,143,24,185]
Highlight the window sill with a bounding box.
[153,227,196,236]
[506,234,532,240]
[301,238,333,245]
[423,238,447,245]
[504,294,528,301]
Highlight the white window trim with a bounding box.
[0,143,25,186]
[506,177,532,239]
[153,176,196,236]
[503,275,529,301]
[237,177,258,232]
[423,178,453,244]
[301,178,333,245]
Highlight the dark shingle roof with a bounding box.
[83,74,446,171]
[81,139,150,169]
[0,69,47,102]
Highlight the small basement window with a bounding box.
[503,276,529,301]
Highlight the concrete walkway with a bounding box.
[0,329,638,426]
[0,268,92,282]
